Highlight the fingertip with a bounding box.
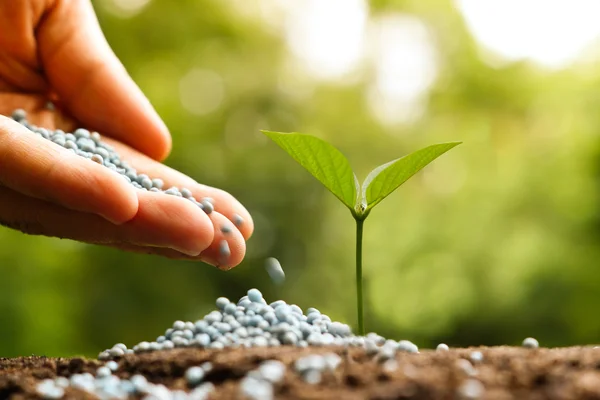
[218,237,246,270]
[127,103,173,162]
[154,124,172,162]
[180,210,214,257]
[235,211,254,241]
[198,211,247,269]
[135,191,214,256]
[201,187,255,241]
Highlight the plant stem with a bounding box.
[355,217,365,336]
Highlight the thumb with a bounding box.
[36,0,172,161]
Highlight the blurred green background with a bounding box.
[3,0,600,357]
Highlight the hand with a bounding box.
[0,0,253,269]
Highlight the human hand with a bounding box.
[0,0,253,269]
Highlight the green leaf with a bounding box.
[262,131,359,210]
[362,142,461,210]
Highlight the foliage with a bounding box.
[263,130,459,333]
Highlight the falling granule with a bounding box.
[264,257,285,285]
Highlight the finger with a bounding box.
[0,116,137,224]
[104,244,237,271]
[36,0,171,161]
[0,0,49,93]
[107,211,246,270]
[198,211,246,269]
[0,185,215,257]
[102,136,255,240]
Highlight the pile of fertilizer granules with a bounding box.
[31,288,539,400]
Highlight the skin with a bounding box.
[0,0,253,269]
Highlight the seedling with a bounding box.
[262,130,461,335]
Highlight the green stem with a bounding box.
[355,217,365,336]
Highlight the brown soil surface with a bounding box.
[2,346,600,399]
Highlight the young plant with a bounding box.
[262,130,461,335]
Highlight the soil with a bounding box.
[2,345,600,400]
